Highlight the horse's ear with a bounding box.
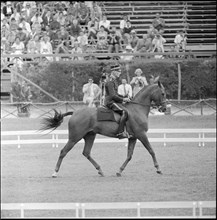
[154,76,160,83]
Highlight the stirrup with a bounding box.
[117,131,133,139]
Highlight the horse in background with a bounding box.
[40,80,167,178]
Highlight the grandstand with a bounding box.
[102,1,216,53]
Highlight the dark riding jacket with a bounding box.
[104,78,124,108]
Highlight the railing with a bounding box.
[1,51,216,63]
[1,99,216,120]
[1,129,216,148]
[1,201,216,218]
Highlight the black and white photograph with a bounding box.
[1,1,216,218]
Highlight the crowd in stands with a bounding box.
[1,1,188,66]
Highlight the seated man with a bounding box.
[104,64,131,139]
[107,30,121,54]
[152,13,165,34]
[134,34,152,53]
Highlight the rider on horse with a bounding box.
[104,64,131,139]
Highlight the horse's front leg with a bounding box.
[138,132,162,174]
[116,138,137,177]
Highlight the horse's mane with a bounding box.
[132,84,158,101]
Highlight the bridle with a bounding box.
[127,88,167,110]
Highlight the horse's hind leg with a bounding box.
[83,132,104,177]
[52,139,77,178]
[139,133,162,174]
[116,138,137,177]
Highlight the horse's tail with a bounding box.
[40,109,74,131]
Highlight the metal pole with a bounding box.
[177,63,181,102]
[125,62,130,83]
[14,72,60,102]
[71,71,75,101]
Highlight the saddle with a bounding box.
[97,106,121,123]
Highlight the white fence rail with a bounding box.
[1,129,216,148]
[1,201,216,218]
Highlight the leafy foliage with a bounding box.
[20,59,216,102]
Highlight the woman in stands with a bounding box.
[97,25,108,50]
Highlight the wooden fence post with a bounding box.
[177,63,182,102]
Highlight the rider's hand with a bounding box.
[123,97,131,102]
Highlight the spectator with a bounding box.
[77,1,90,25]
[120,14,129,34]
[55,41,70,61]
[152,13,165,34]
[56,11,66,27]
[8,29,17,46]
[77,30,88,52]
[120,44,134,61]
[10,7,20,23]
[1,37,11,54]
[99,14,110,33]
[130,68,148,96]
[107,30,121,54]
[174,30,187,52]
[152,33,166,53]
[87,16,99,43]
[67,2,78,18]
[90,1,102,22]
[147,24,157,40]
[71,41,83,61]
[122,20,133,45]
[31,12,43,27]
[1,24,10,39]
[23,1,36,9]
[40,35,53,61]
[50,15,61,32]
[9,17,18,32]
[167,45,177,58]
[16,27,28,43]
[1,6,5,21]
[27,34,40,54]
[1,18,10,29]
[57,26,70,47]
[68,18,82,39]
[134,34,152,53]
[97,25,108,50]
[82,77,101,107]
[129,29,139,51]
[23,2,34,23]
[11,36,25,69]
[42,9,52,29]
[154,47,164,59]
[2,1,13,17]
[19,17,32,36]
[118,78,133,99]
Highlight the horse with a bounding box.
[40,80,167,178]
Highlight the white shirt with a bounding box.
[120,19,127,29]
[174,34,186,44]
[99,20,110,29]
[19,21,31,34]
[40,41,53,54]
[118,83,133,98]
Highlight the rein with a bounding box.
[128,100,151,107]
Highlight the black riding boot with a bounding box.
[116,111,128,139]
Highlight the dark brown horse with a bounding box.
[41,81,167,178]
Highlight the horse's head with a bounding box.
[151,81,167,113]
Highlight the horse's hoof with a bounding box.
[98,171,104,177]
[116,172,121,177]
[156,170,162,175]
[52,172,57,178]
